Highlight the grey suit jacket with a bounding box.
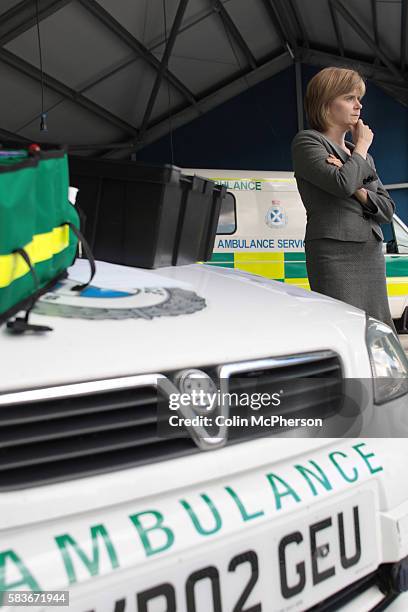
[291,129,395,242]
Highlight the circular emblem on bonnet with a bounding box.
[34,279,206,320]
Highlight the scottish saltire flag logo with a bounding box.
[266,202,288,228]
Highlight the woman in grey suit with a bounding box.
[291,67,396,331]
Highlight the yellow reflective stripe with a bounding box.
[235,252,284,262]
[285,278,311,289]
[0,225,70,288]
[235,252,283,279]
[235,264,281,279]
[234,253,283,279]
[235,262,284,279]
[386,279,408,297]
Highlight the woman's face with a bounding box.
[326,89,363,130]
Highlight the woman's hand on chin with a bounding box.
[350,119,374,147]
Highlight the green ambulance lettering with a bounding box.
[243,181,261,190]
[55,524,119,584]
[48,445,381,574]
[294,460,333,496]
[225,486,265,522]
[329,451,359,483]
[215,180,261,191]
[0,550,40,604]
[353,443,384,474]
[129,510,174,557]
[180,493,222,536]
[266,473,301,510]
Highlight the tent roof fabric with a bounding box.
[0,0,407,157]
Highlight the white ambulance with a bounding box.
[186,169,408,330]
[1,254,408,611]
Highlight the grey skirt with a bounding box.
[305,232,395,330]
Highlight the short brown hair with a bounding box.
[304,67,366,131]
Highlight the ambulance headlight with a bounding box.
[366,317,408,404]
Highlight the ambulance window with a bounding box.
[394,219,408,253]
[216,192,236,234]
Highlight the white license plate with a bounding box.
[66,488,380,612]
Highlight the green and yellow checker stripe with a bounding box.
[209,251,408,297]
[385,257,408,296]
[0,225,70,288]
[209,251,308,285]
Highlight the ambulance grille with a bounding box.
[0,381,197,491]
[0,352,345,490]
[225,352,346,440]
